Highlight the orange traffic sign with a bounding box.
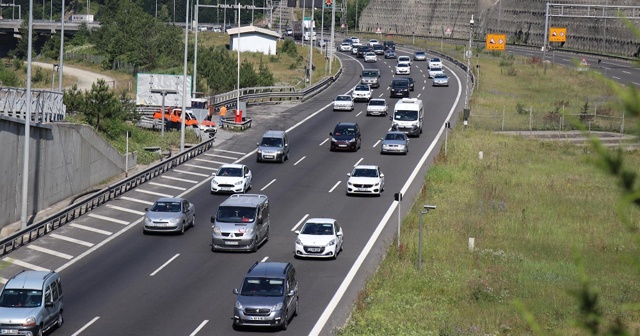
[485,34,506,50]
[549,27,567,42]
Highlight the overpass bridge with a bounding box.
[0,19,101,35]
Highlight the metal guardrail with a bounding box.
[0,138,215,257]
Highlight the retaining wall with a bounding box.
[0,117,136,229]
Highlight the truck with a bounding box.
[70,14,94,23]
[360,69,381,88]
[292,21,303,40]
[390,98,424,137]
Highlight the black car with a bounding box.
[406,77,415,91]
[383,41,396,50]
[389,78,410,98]
[330,122,362,152]
[372,44,385,55]
[357,46,372,58]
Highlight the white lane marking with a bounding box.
[214,149,246,155]
[189,320,209,336]
[561,58,570,61]
[150,254,180,276]
[623,70,631,74]
[319,138,329,146]
[50,234,94,247]
[88,213,130,226]
[106,205,146,216]
[378,93,384,97]
[148,182,187,191]
[291,214,310,232]
[183,163,218,171]
[69,223,113,236]
[417,93,421,98]
[0,278,6,284]
[294,156,306,166]
[372,140,381,147]
[612,76,620,80]
[204,153,239,160]
[173,169,209,177]
[119,196,154,206]
[71,316,100,336]
[161,175,198,184]
[261,256,269,262]
[354,158,364,166]
[260,179,277,191]
[2,258,49,271]
[309,50,464,336]
[328,181,341,193]
[28,245,73,260]
[633,82,640,86]
[194,158,227,165]
[134,189,173,198]
[356,111,363,117]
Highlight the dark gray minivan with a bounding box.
[256,130,289,163]
[233,262,298,330]
[211,194,270,252]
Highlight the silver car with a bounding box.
[366,98,388,116]
[143,197,196,234]
[380,131,409,155]
[432,73,450,87]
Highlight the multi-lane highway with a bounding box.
[0,46,466,335]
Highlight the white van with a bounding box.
[390,98,424,137]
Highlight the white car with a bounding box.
[364,52,377,63]
[350,36,360,44]
[428,57,443,69]
[346,165,385,196]
[395,63,411,75]
[333,95,355,111]
[428,67,444,78]
[338,42,352,52]
[351,43,362,55]
[367,39,379,47]
[397,56,412,66]
[294,218,344,259]
[366,98,388,116]
[351,84,372,102]
[210,164,252,194]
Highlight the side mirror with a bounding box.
[144,208,149,212]
[380,173,385,178]
[336,231,343,236]
[287,290,295,297]
[45,301,54,308]
[347,173,351,177]
[256,142,260,146]
[329,132,333,136]
[294,230,300,235]
[210,216,215,223]
[211,173,216,177]
[233,288,239,295]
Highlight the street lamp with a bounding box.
[58,0,64,92]
[463,15,474,127]
[180,0,190,152]
[21,0,35,230]
[418,204,436,271]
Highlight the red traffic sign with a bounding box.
[376,27,382,33]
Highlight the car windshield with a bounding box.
[399,57,410,62]
[352,168,379,178]
[334,126,356,136]
[395,110,418,121]
[355,85,369,91]
[217,167,242,177]
[216,206,256,223]
[397,64,409,68]
[385,133,405,141]
[151,201,181,212]
[392,81,408,88]
[416,52,425,56]
[373,45,383,49]
[301,222,334,235]
[240,277,284,297]
[362,70,378,77]
[369,100,385,106]
[0,289,42,308]
[435,74,448,79]
[431,58,441,62]
[260,137,283,147]
[336,96,351,101]
[366,52,375,56]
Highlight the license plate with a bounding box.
[1,330,18,335]
[263,155,274,159]
[221,187,232,191]
[249,316,266,320]
[308,248,321,252]
[225,241,239,245]
[357,188,368,192]
[338,145,347,147]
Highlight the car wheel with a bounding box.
[180,223,185,235]
[280,154,285,163]
[281,311,289,330]
[191,215,195,228]
[251,238,258,252]
[293,298,299,317]
[56,311,64,328]
[143,229,149,235]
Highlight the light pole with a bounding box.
[307,3,314,85]
[463,15,474,126]
[155,0,157,17]
[193,0,199,99]
[418,205,436,271]
[180,0,190,152]
[329,0,335,73]
[236,0,240,115]
[355,0,358,31]
[58,0,64,91]
[21,0,35,230]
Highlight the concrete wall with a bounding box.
[358,0,640,58]
[0,117,136,229]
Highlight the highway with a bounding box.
[0,45,466,335]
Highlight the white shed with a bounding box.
[227,26,280,55]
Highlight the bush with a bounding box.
[515,102,527,115]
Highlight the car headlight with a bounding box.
[347,181,353,186]
[144,217,152,225]
[235,301,243,310]
[234,181,243,186]
[331,138,337,142]
[348,138,356,143]
[244,228,254,235]
[169,217,181,224]
[327,239,336,246]
[272,302,283,311]
[373,182,380,186]
[213,226,221,235]
[23,317,36,327]
[257,149,262,154]
[296,238,302,245]
[211,179,218,186]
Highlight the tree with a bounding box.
[9,20,38,60]
[63,84,85,115]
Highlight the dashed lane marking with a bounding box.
[260,179,277,191]
[88,213,130,225]
[27,245,74,260]
[70,223,112,235]
[294,156,306,166]
[50,234,94,247]
[148,182,187,191]
[106,205,146,216]
[291,214,309,231]
[329,181,341,193]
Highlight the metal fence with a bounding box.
[0,87,65,122]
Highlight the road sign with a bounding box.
[341,23,345,29]
[324,0,333,8]
[577,58,589,71]
[485,34,506,50]
[549,27,567,42]
[445,27,452,37]
[376,27,381,33]
[580,58,589,66]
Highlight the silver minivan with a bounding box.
[211,194,270,252]
[256,130,289,163]
[0,270,64,336]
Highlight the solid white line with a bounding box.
[354,158,364,166]
[50,234,94,247]
[260,179,277,191]
[612,76,620,80]
[27,245,73,260]
[189,320,209,336]
[106,205,146,216]
[194,158,227,165]
[183,163,218,171]
[119,196,154,206]
[204,153,239,160]
[88,213,130,225]
[135,189,173,198]
[71,316,100,336]
[148,182,187,191]
[69,223,113,236]
[633,82,640,86]
[328,181,341,193]
[355,111,363,117]
[294,156,306,166]
[261,256,269,262]
[319,138,329,146]
[372,140,381,147]
[3,258,49,271]
[0,277,6,284]
[150,254,180,276]
[291,214,309,232]
[309,53,464,336]
[622,70,631,74]
[161,175,198,184]
[214,148,246,155]
[173,169,209,177]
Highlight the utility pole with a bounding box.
[308,3,314,85]
[21,0,34,230]
[58,0,64,91]
[180,0,190,152]
[329,0,335,73]
[193,0,199,99]
[463,15,474,126]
